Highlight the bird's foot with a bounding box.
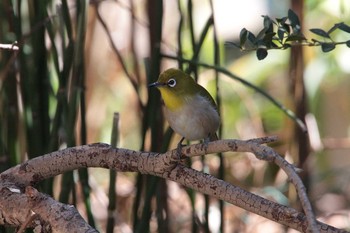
[202,133,217,153]
[176,137,185,160]
[203,137,210,153]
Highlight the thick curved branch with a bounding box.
[25,186,97,233]
[0,186,97,233]
[0,138,347,232]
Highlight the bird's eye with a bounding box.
[167,78,176,87]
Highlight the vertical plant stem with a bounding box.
[209,1,224,232]
[106,113,120,233]
[176,0,184,70]
[75,0,95,227]
[289,0,310,194]
[130,0,141,84]
[0,1,19,169]
[186,0,197,79]
[20,1,50,160]
[134,1,166,232]
[187,16,213,76]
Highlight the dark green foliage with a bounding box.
[320,43,336,52]
[346,40,350,48]
[226,9,350,59]
[310,28,331,38]
[309,22,350,52]
[327,22,350,34]
[257,47,268,60]
[287,9,301,30]
[226,9,306,59]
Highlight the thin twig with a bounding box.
[0,43,19,50]
[93,2,144,112]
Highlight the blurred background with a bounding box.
[1,0,350,232]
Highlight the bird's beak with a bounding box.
[148,82,164,88]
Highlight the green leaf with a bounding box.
[270,41,279,48]
[321,43,335,52]
[263,15,273,33]
[277,28,285,41]
[285,33,306,42]
[277,24,290,41]
[288,9,300,27]
[338,22,350,33]
[346,40,350,48]
[263,32,276,45]
[256,46,268,60]
[256,28,267,40]
[310,28,331,38]
[239,28,248,47]
[282,23,291,34]
[276,17,288,24]
[247,31,256,44]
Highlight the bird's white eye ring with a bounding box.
[167,78,176,87]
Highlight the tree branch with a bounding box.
[0,138,347,232]
[0,43,19,50]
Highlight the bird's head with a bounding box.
[148,68,198,110]
[149,68,197,95]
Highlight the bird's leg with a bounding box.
[176,137,185,159]
[203,132,218,153]
[203,135,210,153]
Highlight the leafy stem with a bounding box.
[226,9,350,60]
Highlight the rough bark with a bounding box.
[0,138,347,233]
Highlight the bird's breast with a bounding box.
[158,88,184,111]
[164,94,220,141]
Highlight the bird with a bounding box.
[148,68,220,153]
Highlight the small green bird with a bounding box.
[149,68,220,150]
